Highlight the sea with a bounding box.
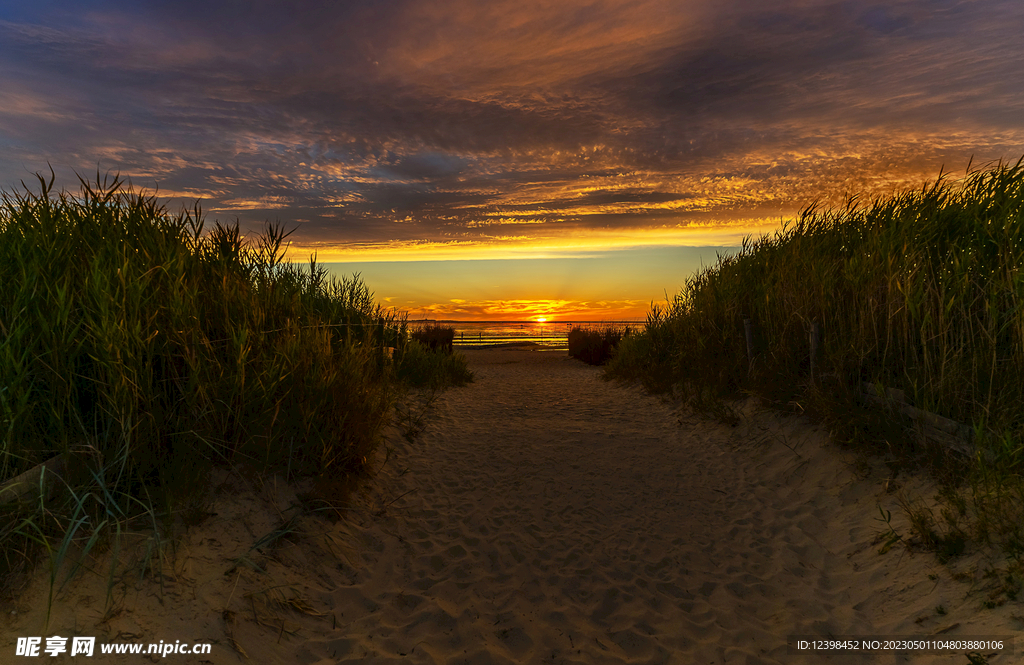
[410,320,643,348]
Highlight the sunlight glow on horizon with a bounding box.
[319,243,745,322]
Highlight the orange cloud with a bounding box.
[285,219,784,262]
[407,298,649,321]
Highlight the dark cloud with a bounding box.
[1,0,1023,256]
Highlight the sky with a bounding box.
[2,1,1024,320]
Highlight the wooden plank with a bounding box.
[743,318,755,376]
[0,454,65,505]
[857,383,974,457]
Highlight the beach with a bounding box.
[3,348,1019,663]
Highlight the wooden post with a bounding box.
[743,318,754,376]
[809,319,820,385]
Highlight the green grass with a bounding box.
[397,338,474,389]
[0,171,466,613]
[605,158,1024,557]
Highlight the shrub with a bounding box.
[568,326,629,365]
[411,323,456,354]
[396,339,474,389]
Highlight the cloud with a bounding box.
[1,0,1023,259]
[408,297,650,321]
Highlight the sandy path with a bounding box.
[296,349,1017,664]
[3,348,1019,663]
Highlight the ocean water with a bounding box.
[410,320,642,348]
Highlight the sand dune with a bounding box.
[2,348,1019,663]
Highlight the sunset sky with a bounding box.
[2,1,1024,320]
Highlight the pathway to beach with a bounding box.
[296,349,1014,664]
[3,348,1018,664]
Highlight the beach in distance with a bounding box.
[3,348,1019,664]
[410,320,639,348]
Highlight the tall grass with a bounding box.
[399,324,472,388]
[606,159,1024,551]
[0,172,456,602]
[411,323,456,354]
[568,325,632,365]
[396,339,474,389]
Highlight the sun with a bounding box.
[534,316,548,323]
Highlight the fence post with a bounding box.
[743,318,754,376]
[809,319,820,385]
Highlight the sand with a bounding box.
[2,348,1020,663]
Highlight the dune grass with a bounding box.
[410,323,456,355]
[568,325,632,365]
[606,158,1024,560]
[399,324,472,388]
[397,341,474,390]
[0,172,466,612]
